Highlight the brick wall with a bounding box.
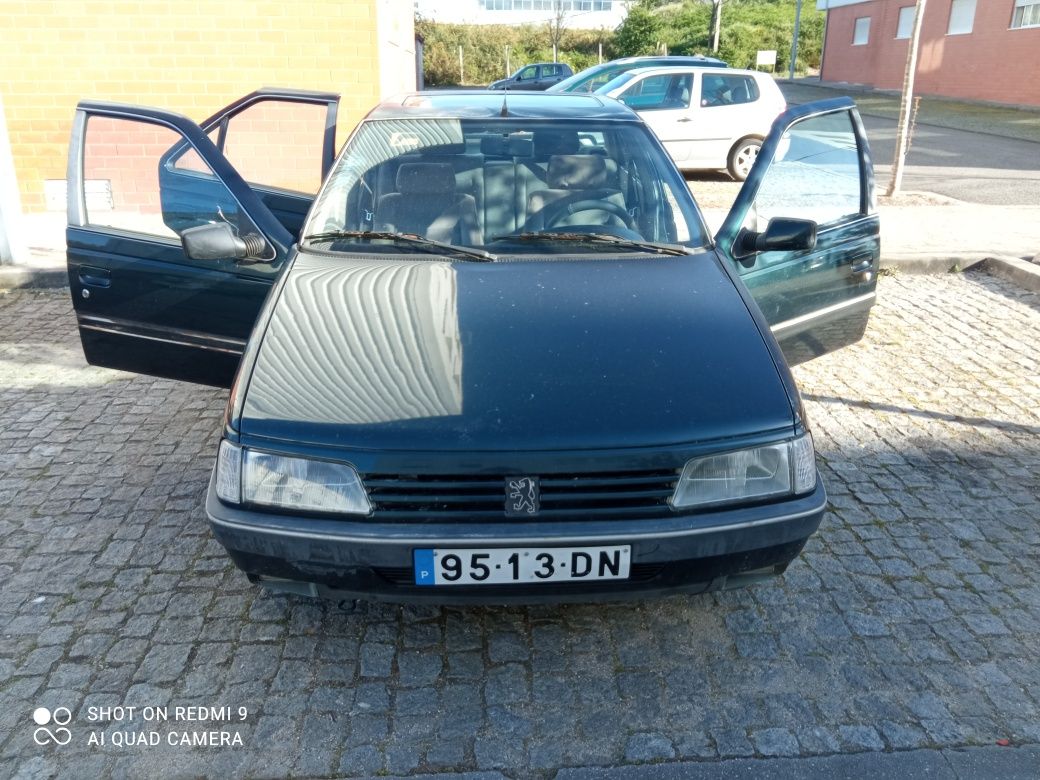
[820,0,1040,107]
[0,0,408,212]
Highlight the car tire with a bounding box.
[728,137,762,182]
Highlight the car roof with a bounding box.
[617,66,763,79]
[612,55,726,66]
[366,91,640,121]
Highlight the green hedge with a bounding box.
[417,19,613,87]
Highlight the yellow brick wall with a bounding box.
[0,0,387,211]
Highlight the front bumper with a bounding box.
[206,474,826,604]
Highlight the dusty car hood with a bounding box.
[238,250,794,451]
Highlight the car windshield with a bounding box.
[306,116,708,256]
[595,72,638,95]
[549,64,625,93]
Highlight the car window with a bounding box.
[701,74,761,107]
[221,99,328,194]
[518,65,538,80]
[308,118,708,254]
[619,74,693,111]
[575,65,624,92]
[81,115,267,265]
[744,110,862,233]
[542,65,560,77]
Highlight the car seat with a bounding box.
[524,154,627,231]
[373,162,480,245]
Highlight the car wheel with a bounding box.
[728,138,762,182]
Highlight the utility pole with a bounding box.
[505,46,511,77]
[789,0,803,80]
[887,0,927,196]
[458,45,464,85]
[712,0,723,53]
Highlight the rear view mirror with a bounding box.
[181,222,266,263]
[734,217,817,263]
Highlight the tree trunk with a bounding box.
[887,0,927,197]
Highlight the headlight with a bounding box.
[215,441,371,515]
[670,433,816,509]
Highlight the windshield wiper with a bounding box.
[302,230,496,262]
[489,231,692,257]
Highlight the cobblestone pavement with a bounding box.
[1,272,1039,779]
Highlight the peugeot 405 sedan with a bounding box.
[66,88,878,604]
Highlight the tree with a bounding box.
[613,3,661,57]
[548,0,568,63]
[887,0,927,196]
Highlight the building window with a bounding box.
[481,0,613,8]
[853,17,871,45]
[1012,0,1040,28]
[947,0,976,35]
[896,6,915,38]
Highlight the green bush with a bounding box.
[615,0,824,73]
[417,18,611,87]
[416,1,825,88]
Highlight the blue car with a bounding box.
[66,88,878,603]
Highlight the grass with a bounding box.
[779,81,1040,145]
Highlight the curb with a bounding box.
[552,744,1040,780]
[881,254,1040,293]
[0,265,67,291]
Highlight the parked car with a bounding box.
[598,66,787,181]
[66,89,878,604]
[489,62,573,91]
[548,55,727,94]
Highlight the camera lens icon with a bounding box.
[32,707,72,746]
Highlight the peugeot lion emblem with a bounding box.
[506,477,539,516]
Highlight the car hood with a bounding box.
[488,80,508,89]
[238,250,794,451]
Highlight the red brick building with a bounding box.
[818,0,1040,107]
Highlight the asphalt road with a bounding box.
[777,85,1040,207]
[858,114,1040,206]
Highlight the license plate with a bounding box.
[413,546,631,586]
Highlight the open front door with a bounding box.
[66,95,323,387]
[714,98,879,365]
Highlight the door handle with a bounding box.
[850,257,873,275]
[677,117,694,123]
[79,266,111,288]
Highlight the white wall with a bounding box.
[378,0,418,98]
[0,94,26,264]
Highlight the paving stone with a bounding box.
[752,727,800,757]
[3,276,1040,776]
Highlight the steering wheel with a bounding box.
[542,198,635,231]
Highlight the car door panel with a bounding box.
[67,100,298,387]
[714,98,879,365]
[624,73,697,164]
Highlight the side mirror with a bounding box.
[181,222,266,263]
[733,217,817,264]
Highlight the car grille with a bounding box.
[362,468,681,522]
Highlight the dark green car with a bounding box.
[66,89,878,603]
